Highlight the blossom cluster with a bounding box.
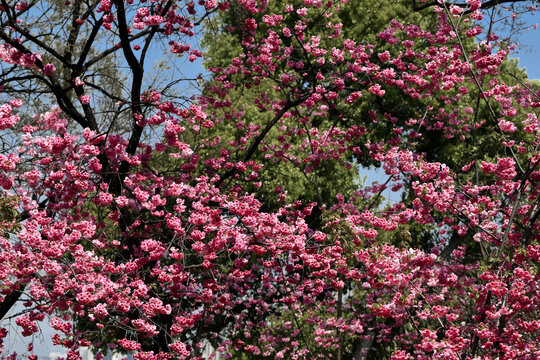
[0,0,538,359]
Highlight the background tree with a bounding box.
[198,2,539,357]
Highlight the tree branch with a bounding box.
[215,94,310,187]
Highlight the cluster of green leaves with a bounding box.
[0,195,20,235]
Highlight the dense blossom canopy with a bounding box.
[0,0,539,359]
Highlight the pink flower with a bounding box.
[43,63,56,75]
[98,192,113,205]
[118,339,141,351]
[244,18,257,30]
[10,99,23,108]
[144,15,164,26]
[450,4,464,16]
[390,350,410,360]
[378,51,390,62]
[170,341,190,357]
[136,7,149,17]
[466,0,481,11]
[369,84,385,96]
[73,77,85,86]
[0,103,19,130]
[498,119,517,133]
[79,95,91,104]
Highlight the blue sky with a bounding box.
[508,11,540,79]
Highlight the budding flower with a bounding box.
[79,95,91,104]
[43,63,56,75]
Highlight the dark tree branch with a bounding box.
[0,74,42,86]
[0,288,24,321]
[83,80,126,103]
[82,27,152,71]
[412,0,531,12]
[215,94,310,187]
[113,0,145,156]
[0,0,70,66]
[76,17,104,71]
[0,30,97,130]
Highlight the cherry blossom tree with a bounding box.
[0,0,539,359]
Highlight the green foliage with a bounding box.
[198,0,433,212]
[0,195,20,235]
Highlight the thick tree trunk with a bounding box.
[0,287,24,320]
